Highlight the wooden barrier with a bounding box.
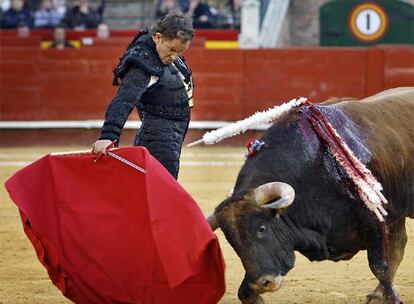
[243,48,367,115]
[1,46,120,120]
[1,40,413,122]
[189,46,413,119]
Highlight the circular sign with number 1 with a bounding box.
[349,3,388,42]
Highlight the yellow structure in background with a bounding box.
[40,40,82,49]
[205,40,238,49]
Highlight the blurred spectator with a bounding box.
[229,0,241,12]
[16,20,30,36]
[26,0,39,12]
[155,0,188,18]
[33,0,64,28]
[223,0,240,29]
[49,26,75,49]
[0,0,11,11]
[179,0,189,12]
[186,0,217,28]
[96,0,104,23]
[1,0,33,28]
[96,22,109,39]
[63,0,99,30]
[53,0,66,16]
[40,25,81,49]
[0,7,4,25]
[154,0,178,20]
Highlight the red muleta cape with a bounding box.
[5,147,225,304]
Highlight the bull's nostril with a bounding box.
[259,276,278,290]
[250,275,281,293]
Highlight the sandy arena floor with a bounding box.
[1,146,413,304]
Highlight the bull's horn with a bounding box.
[253,182,295,210]
[207,213,219,231]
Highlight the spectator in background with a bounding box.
[1,0,33,28]
[0,0,11,12]
[185,0,216,28]
[33,0,63,28]
[63,0,99,30]
[179,0,189,12]
[16,20,30,36]
[49,25,75,49]
[53,0,66,17]
[96,0,104,23]
[155,0,188,17]
[223,0,240,29]
[25,0,39,12]
[96,22,109,39]
[0,7,4,25]
[154,0,178,20]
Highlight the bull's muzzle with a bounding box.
[249,275,283,294]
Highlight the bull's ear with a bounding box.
[261,198,291,218]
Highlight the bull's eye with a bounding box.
[257,224,267,238]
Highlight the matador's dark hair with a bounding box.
[149,10,194,42]
[112,11,194,85]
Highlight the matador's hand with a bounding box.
[92,139,115,156]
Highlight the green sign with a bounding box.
[320,0,414,46]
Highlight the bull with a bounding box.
[208,87,414,304]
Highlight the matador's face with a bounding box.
[153,33,190,65]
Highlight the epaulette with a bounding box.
[113,36,163,86]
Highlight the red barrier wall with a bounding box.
[243,48,367,115]
[188,49,245,121]
[188,46,413,120]
[1,42,413,122]
[1,46,120,120]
